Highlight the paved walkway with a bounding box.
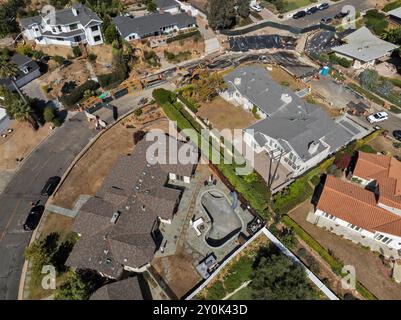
[47,195,91,218]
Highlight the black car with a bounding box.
[394,130,401,141]
[307,6,318,15]
[318,2,329,10]
[293,10,307,19]
[23,205,45,231]
[41,176,61,196]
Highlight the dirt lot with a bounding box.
[52,105,167,209]
[270,65,305,91]
[0,122,52,170]
[197,97,257,138]
[34,44,73,58]
[368,135,401,158]
[87,44,114,66]
[152,245,202,299]
[289,200,401,300]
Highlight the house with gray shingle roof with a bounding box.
[332,27,398,69]
[155,0,181,14]
[0,54,41,90]
[19,3,104,47]
[66,135,197,279]
[113,12,196,41]
[221,65,369,179]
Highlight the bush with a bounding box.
[98,63,128,89]
[166,30,201,43]
[43,106,56,123]
[383,0,401,12]
[52,117,62,127]
[72,46,81,58]
[134,108,143,117]
[60,80,99,108]
[88,53,97,63]
[53,55,66,66]
[329,54,352,68]
[364,9,388,35]
[153,88,177,105]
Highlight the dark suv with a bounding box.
[394,130,401,141]
[293,10,307,19]
[41,176,61,196]
[23,205,45,231]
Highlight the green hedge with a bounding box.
[60,80,99,108]
[347,83,386,106]
[282,215,377,300]
[153,89,271,217]
[383,0,401,12]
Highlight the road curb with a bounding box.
[16,96,154,300]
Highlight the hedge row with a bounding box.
[60,80,99,108]
[282,215,377,300]
[152,88,271,217]
[347,83,386,106]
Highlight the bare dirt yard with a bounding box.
[368,135,401,158]
[0,122,52,170]
[51,105,167,209]
[87,44,114,66]
[270,65,305,91]
[35,44,73,58]
[196,97,257,138]
[152,245,203,299]
[289,200,401,300]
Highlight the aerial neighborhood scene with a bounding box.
[1,0,401,305]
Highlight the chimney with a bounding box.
[72,6,79,16]
[234,77,241,86]
[308,141,319,155]
[110,211,120,224]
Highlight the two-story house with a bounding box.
[20,3,104,47]
[308,152,401,260]
[221,65,368,178]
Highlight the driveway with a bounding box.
[0,82,175,300]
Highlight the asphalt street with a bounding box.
[286,0,376,27]
[0,81,176,300]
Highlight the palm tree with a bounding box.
[7,98,36,129]
[0,55,27,104]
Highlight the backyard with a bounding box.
[261,0,313,13]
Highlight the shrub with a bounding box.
[98,63,128,89]
[43,106,56,123]
[134,108,142,117]
[53,55,66,66]
[60,80,99,108]
[166,30,201,43]
[153,88,177,105]
[72,46,81,58]
[88,53,97,63]
[52,117,61,127]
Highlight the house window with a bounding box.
[56,37,64,41]
[70,24,78,31]
[57,26,62,32]
[91,25,99,32]
[347,223,362,232]
[93,35,101,42]
[323,212,336,221]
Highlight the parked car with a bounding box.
[307,6,318,15]
[41,176,61,196]
[293,10,307,19]
[367,112,389,124]
[393,130,401,141]
[321,17,333,24]
[250,4,262,12]
[335,11,350,19]
[318,2,329,10]
[23,205,45,231]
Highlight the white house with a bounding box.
[20,3,104,47]
[221,65,369,178]
[332,26,398,69]
[308,152,401,259]
[113,12,196,41]
[0,54,41,89]
[155,0,181,14]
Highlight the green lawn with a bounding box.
[262,0,313,13]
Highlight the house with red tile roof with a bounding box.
[307,152,401,259]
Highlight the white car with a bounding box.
[367,112,389,124]
[251,4,262,12]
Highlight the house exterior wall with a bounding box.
[308,209,401,258]
[15,67,41,88]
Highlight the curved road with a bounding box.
[0,112,97,299]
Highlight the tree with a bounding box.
[147,0,157,12]
[88,53,97,64]
[207,0,236,30]
[192,70,227,102]
[359,69,379,90]
[104,23,119,44]
[55,272,91,300]
[0,55,27,103]
[237,0,251,18]
[250,252,316,300]
[7,99,36,128]
[53,55,66,66]
[43,106,56,123]
[382,27,401,45]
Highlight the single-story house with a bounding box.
[308,152,401,259]
[221,65,369,179]
[155,0,181,14]
[332,26,398,69]
[20,3,104,47]
[113,12,196,41]
[66,135,196,279]
[0,54,41,90]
